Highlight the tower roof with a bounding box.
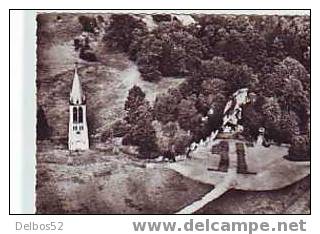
[70,63,85,104]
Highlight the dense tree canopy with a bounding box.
[104,14,310,159]
[122,86,158,158]
[103,15,147,52]
[124,85,146,112]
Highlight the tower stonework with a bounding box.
[68,64,89,150]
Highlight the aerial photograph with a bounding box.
[36,12,310,214]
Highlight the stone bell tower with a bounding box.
[68,63,89,150]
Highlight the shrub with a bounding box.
[277,111,300,144]
[78,15,97,33]
[154,121,192,156]
[152,14,172,23]
[111,120,131,138]
[123,120,158,158]
[288,135,310,161]
[154,88,183,124]
[124,85,147,112]
[241,96,265,139]
[79,48,98,62]
[205,93,227,132]
[104,14,147,52]
[177,97,200,132]
[96,15,104,23]
[173,130,193,155]
[123,86,158,158]
[100,121,130,142]
[74,38,81,51]
[37,106,52,140]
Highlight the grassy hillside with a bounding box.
[196,176,310,214]
[37,13,184,142]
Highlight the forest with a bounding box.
[39,14,311,161]
[102,14,310,160]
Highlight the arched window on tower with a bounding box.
[78,107,83,123]
[73,107,78,123]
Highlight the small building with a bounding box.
[68,63,89,150]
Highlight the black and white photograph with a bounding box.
[35,11,310,214]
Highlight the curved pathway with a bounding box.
[170,139,310,214]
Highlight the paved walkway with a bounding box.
[169,139,310,214]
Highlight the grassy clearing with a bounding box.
[196,176,310,214]
[36,142,213,214]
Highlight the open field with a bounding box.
[196,176,310,214]
[36,142,213,214]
